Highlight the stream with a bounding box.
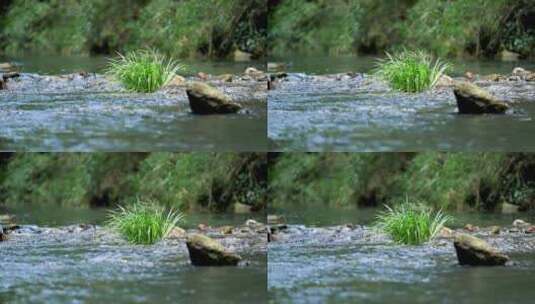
[0,204,267,304]
[268,206,535,304]
[0,55,267,152]
[268,56,535,152]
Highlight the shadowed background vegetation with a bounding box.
[0,153,267,213]
[0,0,266,58]
[269,153,535,212]
[268,0,535,59]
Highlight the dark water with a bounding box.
[0,205,267,304]
[268,56,535,152]
[268,206,535,304]
[1,55,265,76]
[270,55,535,76]
[0,56,267,151]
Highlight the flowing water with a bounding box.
[0,55,267,151]
[268,56,535,152]
[0,205,267,304]
[268,206,535,304]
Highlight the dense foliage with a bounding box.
[269,0,535,58]
[269,153,535,211]
[0,0,267,58]
[0,153,267,212]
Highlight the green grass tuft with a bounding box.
[374,50,449,93]
[107,49,182,93]
[375,199,452,245]
[107,201,184,245]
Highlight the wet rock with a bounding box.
[165,75,186,87]
[0,77,5,90]
[513,219,531,228]
[244,67,265,79]
[490,226,501,235]
[234,49,252,62]
[267,215,285,225]
[166,226,186,239]
[267,62,286,72]
[245,219,262,229]
[454,234,509,266]
[0,214,15,224]
[217,74,233,83]
[0,62,15,71]
[197,223,209,231]
[197,72,210,80]
[512,67,530,78]
[526,226,535,234]
[453,82,509,114]
[500,50,520,62]
[436,74,454,86]
[464,224,479,232]
[483,74,505,82]
[220,226,234,235]
[439,226,455,238]
[186,234,241,266]
[186,82,242,114]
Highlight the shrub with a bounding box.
[107,201,184,245]
[374,50,449,93]
[107,49,182,93]
[375,200,452,245]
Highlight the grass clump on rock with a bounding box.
[107,201,184,245]
[375,200,452,245]
[107,49,182,93]
[374,50,449,93]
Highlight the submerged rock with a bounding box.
[453,82,509,114]
[453,234,509,266]
[186,233,242,266]
[186,82,242,114]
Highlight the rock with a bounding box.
[220,226,234,235]
[0,77,5,90]
[197,223,209,231]
[166,226,186,239]
[453,82,509,114]
[0,62,14,71]
[217,74,233,82]
[512,67,531,78]
[513,219,531,228]
[464,71,475,80]
[267,215,285,225]
[0,214,15,224]
[245,219,262,229]
[186,82,242,114]
[453,234,509,266]
[526,226,535,234]
[464,224,479,232]
[483,74,505,82]
[197,72,210,80]
[490,226,501,235]
[436,74,454,86]
[165,75,186,87]
[502,202,519,214]
[186,234,241,266]
[267,62,286,72]
[234,202,252,214]
[500,50,520,62]
[244,67,265,78]
[234,49,252,62]
[439,226,455,238]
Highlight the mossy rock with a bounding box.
[186,233,241,266]
[453,82,509,114]
[453,234,509,266]
[186,82,241,115]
